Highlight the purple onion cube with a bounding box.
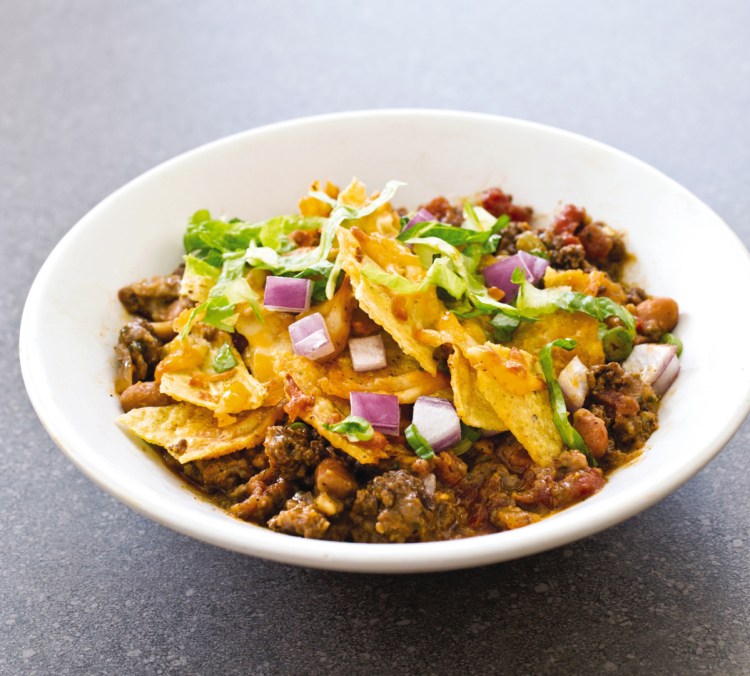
[349,334,387,372]
[402,207,435,233]
[482,250,549,302]
[412,396,461,452]
[263,276,312,313]
[350,392,400,436]
[289,313,335,361]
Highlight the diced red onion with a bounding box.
[412,396,461,452]
[289,313,335,361]
[482,251,549,302]
[622,343,677,386]
[350,392,400,436]
[263,276,312,313]
[349,334,387,372]
[651,353,680,397]
[558,356,589,412]
[403,207,435,233]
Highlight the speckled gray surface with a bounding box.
[3,1,750,674]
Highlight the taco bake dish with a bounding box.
[114,179,681,542]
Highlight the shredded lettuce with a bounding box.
[404,236,521,319]
[258,215,326,253]
[184,211,263,267]
[513,268,636,358]
[323,415,374,442]
[181,254,221,302]
[539,339,596,466]
[179,252,262,339]
[244,181,406,294]
[397,214,509,253]
[361,256,465,300]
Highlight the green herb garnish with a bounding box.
[212,343,238,373]
[323,415,375,442]
[451,423,482,455]
[405,423,435,459]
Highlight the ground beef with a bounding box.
[419,196,464,226]
[587,363,659,452]
[229,470,294,523]
[538,204,628,277]
[540,233,589,270]
[118,268,185,321]
[512,451,605,512]
[495,221,532,256]
[113,318,164,393]
[349,470,461,543]
[268,492,331,539]
[263,425,327,482]
[186,452,256,492]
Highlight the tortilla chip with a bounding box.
[448,349,507,432]
[118,402,283,463]
[338,178,401,237]
[159,337,266,425]
[282,356,392,465]
[474,373,562,467]
[320,334,449,404]
[544,268,627,304]
[510,311,605,372]
[337,227,443,375]
[464,343,562,466]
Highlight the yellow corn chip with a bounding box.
[320,334,449,404]
[337,227,443,375]
[118,403,283,463]
[448,349,507,432]
[510,311,604,372]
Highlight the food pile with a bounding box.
[114,179,681,542]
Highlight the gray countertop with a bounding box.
[3,1,749,674]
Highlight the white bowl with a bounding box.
[20,110,750,573]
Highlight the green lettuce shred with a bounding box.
[539,339,596,467]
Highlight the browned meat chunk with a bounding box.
[118,269,185,321]
[587,363,659,452]
[264,425,327,481]
[289,229,321,248]
[512,451,605,511]
[419,196,464,226]
[229,470,294,523]
[268,492,331,539]
[350,470,461,543]
[495,221,532,256]
[120,380,173,411]
[189,452,255,492]
[114,318,163,393]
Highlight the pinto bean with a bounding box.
[572,408,609,459]
[120,381,173,412]
[635,297,679,339]
[315,458,358,499]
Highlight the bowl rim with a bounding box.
[19,108,750,573]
